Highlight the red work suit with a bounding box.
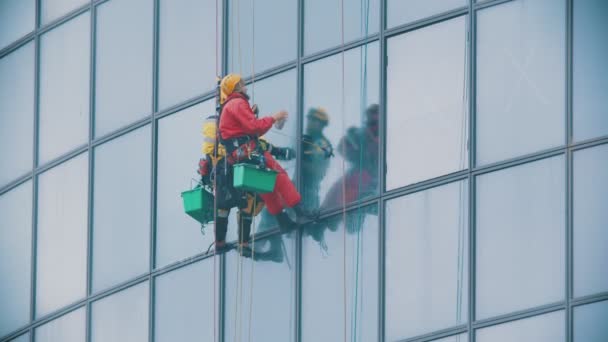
[219,92,301,215]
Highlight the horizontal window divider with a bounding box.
[0,324,32,342]
[301,35,380,65]
[474,0,517,11]
[92,116,153,147]
[151,249,220,279]
[383,170,470,201]
[35,145,89,174]
[154,90,217,121]
[569,135,608,152]
[472,146,566,176]
[241,62,297,85]
[398,325,468,342]
[36,3,92,36]
[0,173,34,197]
[472,301,566,330]
[87,274,150,303]
[0,33,36,59]
[571,292,608,307]
[385,6,469,39]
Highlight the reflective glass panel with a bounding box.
[158,0,220,109]
[0,43,34,187]
[91,282,149,342]
[0,181,32,338]
[476,0,565,165]
[156,101,214,267]
[476,156,565,319]
[476,311,565,342]
[36,153,88,317]
[35,307,86,342]
[155,259,218,342]
[432,334,468,342]
[304,0,379,55]
[224,233,296,342]
[386,180,468,340]
[42,0,88,24]
[93,126,151,292]
[39,13,90,164]
[573,144,608,297]
[301,206,378,341]
[227,0,296,76]
[386,16,468,189]
[574,300,608,342]
[9,333,29,342]
[95,0,153,137]
[387,0,466,28]
[573,0,608,141]
[302,43,379,213]
[0,0,34,49]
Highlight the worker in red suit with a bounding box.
[218,73,317,228]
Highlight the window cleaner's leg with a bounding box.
[215,209,230,252]
[237,211,252,247]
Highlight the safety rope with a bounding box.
[339,0,348,340]
[247,2,257,342]
[212,0,220,340]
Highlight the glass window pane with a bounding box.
[574,300,608,342]
[386,17,468,190]
[158,0,220,110]
[35,307,86,342]
[302,43,379,213]
[36,153,88,317]
[432,334,468,342]
[0,43,34,187]
[302,206,378,341]
[156,101,214,267]
[387,0,466,28]
[477,311,565,342]
[42,0,88,25]
[304,0,379,55]
[386,180,468,340]
[93,126,151,292]
[476,0,565,165]
[224,233,296,342]
[0,0,35,49]
[91,282,149,342]
[155,259,218,342]
[476,156,565,319]
[9,333,29,342]
[573,0,608,141]
[39,13,90,165]
[95,0,153,137]
[227,0,296,76]
[0,182,32,338]
[573,144,608,297]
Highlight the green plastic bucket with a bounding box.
[233,163,278,194]
[181,187,214,224]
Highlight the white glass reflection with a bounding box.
[386,180,468,340]
[476,156,565,319]
[91,282,149,342]
[386,16,468,189]
[93,126,151,292]
[573,144,608,297]
[476,311,565,342]
[36,153,88,317]
[0,43,34,187]
[42,0,88,24]
[39,13,90,164]
[0,0,35,49]
[387,0,466,28]
[35,307,86,342]
[0,182,32,338]
[95,0,153,137]
[476,0,565,165]
[574,300,608,342]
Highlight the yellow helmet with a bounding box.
[220,73,242,104]
[307,107,329,125]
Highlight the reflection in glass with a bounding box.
[93,126,151,292]
[0,0,34,49]
[158,0,220,109]
[476,156,564,319]
[386,180,468,340]
[0,182,32,338]
[303,43,379,212]
[574,300,608,342]
[304,0,379,55]
[95,0,153,137]
[35,307,86,342]
[387,0,466,28]
[156,101,215,267]
[41,0,88,24]
[476,311,565,342]
[301,206,378,341]
[227,0,296,76]
[155,259,218,342]
[91,282,149,342]
[476,0,565,165]
[39,12,90,164]
[36,153,88,317]
[573,0,608,141]
[573,144,608,297]
[224,233,296,342]
[0,43,34,187]
[386,16,468,189]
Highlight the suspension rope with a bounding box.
[247,2,257,342]
[212,0,220,340]
[339,0,348,340]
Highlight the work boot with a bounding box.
[293,204,320,225]
[276,211,297,232]
[214,216,229,253]
[238,214,252,246]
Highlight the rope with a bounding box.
[339,0,348,340]
[212,0,220,340]
[247,2,257,342]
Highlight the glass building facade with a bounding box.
[1,0,607,341]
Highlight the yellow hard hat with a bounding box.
[220,73,242,104]
[307,107,329,125]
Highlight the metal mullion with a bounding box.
[384,6,469,39]
[300,34,380,65]
[86,3,96,341]
[473,0,516,11]
[242,61,297,85]
[0,174,34,198]
[472,303,566,330]
[383,171,470,201]
[219,1,229,341]
[471,147,565,177]
[378,0,387,340]
[36,3,92,36]
[468,1,476,341]
[154,91,218,120]
[295,0,304,340]
[565,0,574,340]
[0,34,36,60]
[571,292,608,307]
